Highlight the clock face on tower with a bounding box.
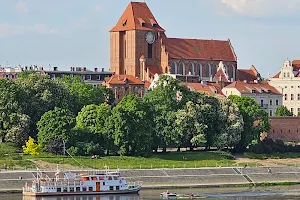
[146,32,156,44]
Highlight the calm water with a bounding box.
[3,186,300,200]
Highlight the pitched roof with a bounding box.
[162,38,236,61]
[110,2,164,32]
[237,65,260,82]
[224,81,281,95]
[214,67,229,82]
[104,75,144,85]
[184,82,224,96]
[144,81,151,89]
[147,65,162,77]
[292,60,300,70]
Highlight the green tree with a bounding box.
[22,137,41,156]
[175,101,207,150]
[5,114,31,147]
[15,73,75,137]
[37,107,75,154]
[105,94,152,156]
[0,79,28,143]
[143,75,192,152]
[275,105,293,116]
[56,76,107,112]
[76,103,111,153]
[228,95,270,152]
[215,97,244,149]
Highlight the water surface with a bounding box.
[3,186,300,200]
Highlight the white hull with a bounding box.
[23,188,140,197]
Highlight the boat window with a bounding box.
[92,177,97,180]
[108,176,112,180]
[88,187,93,191]
[83,177,90,181]
[116,186,120,190]
[103,182,105,185]
[109,186,114,190]
[113,176,118,180]
[82,187,87,191]
[99,176,104,180]
[76,187,80,192]
[70,187,74,192]
[57,188,61,192]
[63,187,67,192]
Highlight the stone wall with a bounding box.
[268,117,300,142]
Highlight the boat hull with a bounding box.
[23,188,140,197]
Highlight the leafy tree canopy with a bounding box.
[275,105,293,116]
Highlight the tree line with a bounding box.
[1,73,270,157]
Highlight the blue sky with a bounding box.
[1,0,300,77]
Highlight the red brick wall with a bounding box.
[268,117,300,142]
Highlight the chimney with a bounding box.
[94,68,98,72]
[39,67,44,71]
[101,68,104,72]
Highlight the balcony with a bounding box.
[260,104,269,109]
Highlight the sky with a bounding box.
[1,0,300,77]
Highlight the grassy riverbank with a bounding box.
[24,151,243,169]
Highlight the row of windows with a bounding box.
[56,185,120,193]
[284,94,300,101]
[268,99,279,106]
[49,74,106,81]
[283,86,300,89]
[283,72,291,78]
[170,62,235,78]
[1,74,18,79]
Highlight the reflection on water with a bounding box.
[4,186,300,200]
[22,194,140,200]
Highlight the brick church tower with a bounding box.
[110,2,165,80]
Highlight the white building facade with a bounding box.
[222,81,283,116]
[268,59,300,116]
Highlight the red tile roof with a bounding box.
[144,81,151,89]
[225,81,281,95]
[184,82,224,96]
[292,60,300,70]
[147,66,162,77]
[110,2,165,32]
[237,65,260,82]
[104,75,144,85]
[162,38,236,61]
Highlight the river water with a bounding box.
[3,186,300,200]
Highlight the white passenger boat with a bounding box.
[23,168,142,197]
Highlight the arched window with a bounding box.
[205,64,210,77]
[170,62,177,74]
[231,64,235,80]
[196,63,202,76]
[211,64,217,77]
[188,63,194,75]
[227,65,235,80]
[178,63,185,75]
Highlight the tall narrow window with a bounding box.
[188,63,194,75]
[148,44,153,58]
[124,39,127,58]
[196,64,202,76]
[211,64,217,76]
[178,63,185,75]
[170,62,176,74]
[291,94,294,101]
[205,64,210,77]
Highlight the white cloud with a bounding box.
[0,24,59,37]
[219,0,300,17]
[15,1,28,13]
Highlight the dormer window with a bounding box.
[252,90,255,93]
[261,90,265,93]
[122,20,127,27]
[283,73,286,77]
[149,18,157,27]
[137,18,145,26]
